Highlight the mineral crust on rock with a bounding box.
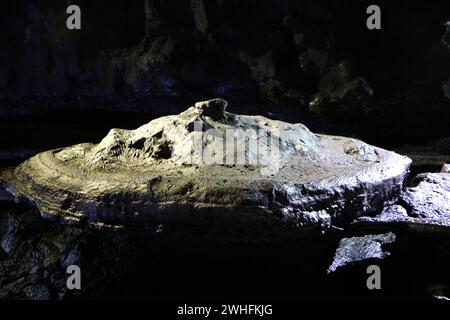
[0,99,411,240]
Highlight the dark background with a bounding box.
[0,0,450,160]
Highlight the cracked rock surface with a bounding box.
[354,172,450,234]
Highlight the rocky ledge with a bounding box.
[353,170,450,235]
[0,99,411,240]
[3,100,450,300]
[325,165,450,300]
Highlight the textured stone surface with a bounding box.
[0,99,411,240]
[1,1,450,146]
[327,232,396,273]
[0,203,162,300]
[0,202,339,300]
[354,172,450,235]
[403,173,450,219]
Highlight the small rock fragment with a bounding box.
[327,232,396,273]
[353,172,450,235]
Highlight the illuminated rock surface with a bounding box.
[327,232,396,273]
[353,172,450,234]
[0,99,411,240]
[442,164,450,173]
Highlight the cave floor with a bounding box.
[1,113,449,300]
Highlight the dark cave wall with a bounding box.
[1,0,450,145]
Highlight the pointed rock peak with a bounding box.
[194,98,228,121]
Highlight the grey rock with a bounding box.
[0,204,148,299]
[194,98,228,121]
[0,203,338,299]
[442,164,450,173]
[343,139,379,162]
[327,232,396,273]
[433,295,450,301]
[402,173,450,219]
[356,205,409,225]
[354,172,450,235]
[0,99,411,240]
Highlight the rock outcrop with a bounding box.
[0,99,411,240]
[353,172,450,235]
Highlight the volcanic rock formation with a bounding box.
[0,99,411,240]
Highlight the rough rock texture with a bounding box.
[1,147,450,300]
[354,172,450,235]
[0,203,82,299]
[0,99,411,240]
[403,173,450,218]
[0,201,343,300]
[402,153,450,175]
[442,164,450,173]
[327,232,396,273]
